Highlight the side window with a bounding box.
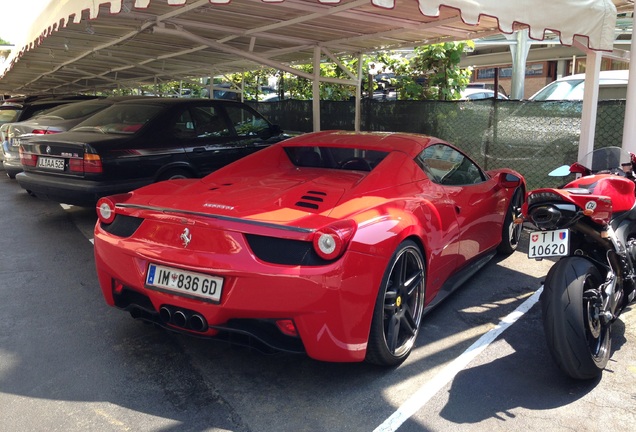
[191,106,232,138]
[416,144,486,186]
[225,106,270,137]
[172,109,196,138]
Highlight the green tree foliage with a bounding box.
[106,41,473,101]
[228,41,474,101]
[393,41,474,100]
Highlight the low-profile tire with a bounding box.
[497,188,524,255]
[541,257,610,380]
[366,240,425,366]
[157,168,193,181]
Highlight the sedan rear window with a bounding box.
[285,146,388,171]
[35,101,109,120]
[71,104,163,134]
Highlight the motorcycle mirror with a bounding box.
[548,165,572,177]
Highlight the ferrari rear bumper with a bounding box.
[94,227,388,362]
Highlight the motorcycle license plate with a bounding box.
[528,229,569,259]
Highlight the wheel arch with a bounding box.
[154,162,199,181]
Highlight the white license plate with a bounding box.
[528,229,569,259]
[146,264,223,302]
[37,156,64,170]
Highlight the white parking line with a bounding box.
[374,287,543,432]
[57,201,542,426]
[59,203,94,244]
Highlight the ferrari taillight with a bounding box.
[312,219,357,261]
[96,197,116,224]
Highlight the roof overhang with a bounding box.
[0,0,621,94]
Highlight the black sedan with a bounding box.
[16,98,286,206]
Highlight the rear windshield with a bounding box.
[34,101,110,120]
[0,107,21,125]
[71,104,163,134]
[285,146,389,171]
[531,79,585,101]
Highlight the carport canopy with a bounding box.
[0,0,631,153]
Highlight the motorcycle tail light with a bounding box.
[527,191,564,206]
[312,219,357,261]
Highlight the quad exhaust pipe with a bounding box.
[159,305,208,332]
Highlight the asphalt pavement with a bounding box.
[1,170,635,432]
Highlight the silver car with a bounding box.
[2,96,146,178]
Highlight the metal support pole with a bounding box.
[355,53,362,132]
[312,46,321,132]
[622,20,636,155]
[509,29,530,99]
[578,50,601,161]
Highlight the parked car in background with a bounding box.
[93,130,525,366]
[460,88,509,100]
[529,70,629,101]
[481,70,629,167]
[16,98,286,206]
[0,97,101,162]
[466,82,508,98]
[2,97,146,178]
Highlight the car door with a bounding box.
[223,104,277,157]
[174,104,246,176]
[419,143,506,267]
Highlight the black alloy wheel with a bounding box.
[366,240,425,366]
[498,188,524,255]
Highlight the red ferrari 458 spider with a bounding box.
[94,130,525,366]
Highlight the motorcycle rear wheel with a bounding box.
[541,257,611,380]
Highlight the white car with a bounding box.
[460,88,508,100]
[530,70,628,101]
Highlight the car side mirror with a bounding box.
[499,172,521,189]
[258,124,282,140]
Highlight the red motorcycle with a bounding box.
[523,146,636,379]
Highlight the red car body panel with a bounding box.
[94,130,524,362]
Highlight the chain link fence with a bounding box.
[250,99,627,190]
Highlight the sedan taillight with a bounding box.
[69,153,103,174]
[31,129,60,135]
[19,147,37,167]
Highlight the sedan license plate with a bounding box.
[37,156,65,170]
[528,229,569,259]
[146,264,223,302]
